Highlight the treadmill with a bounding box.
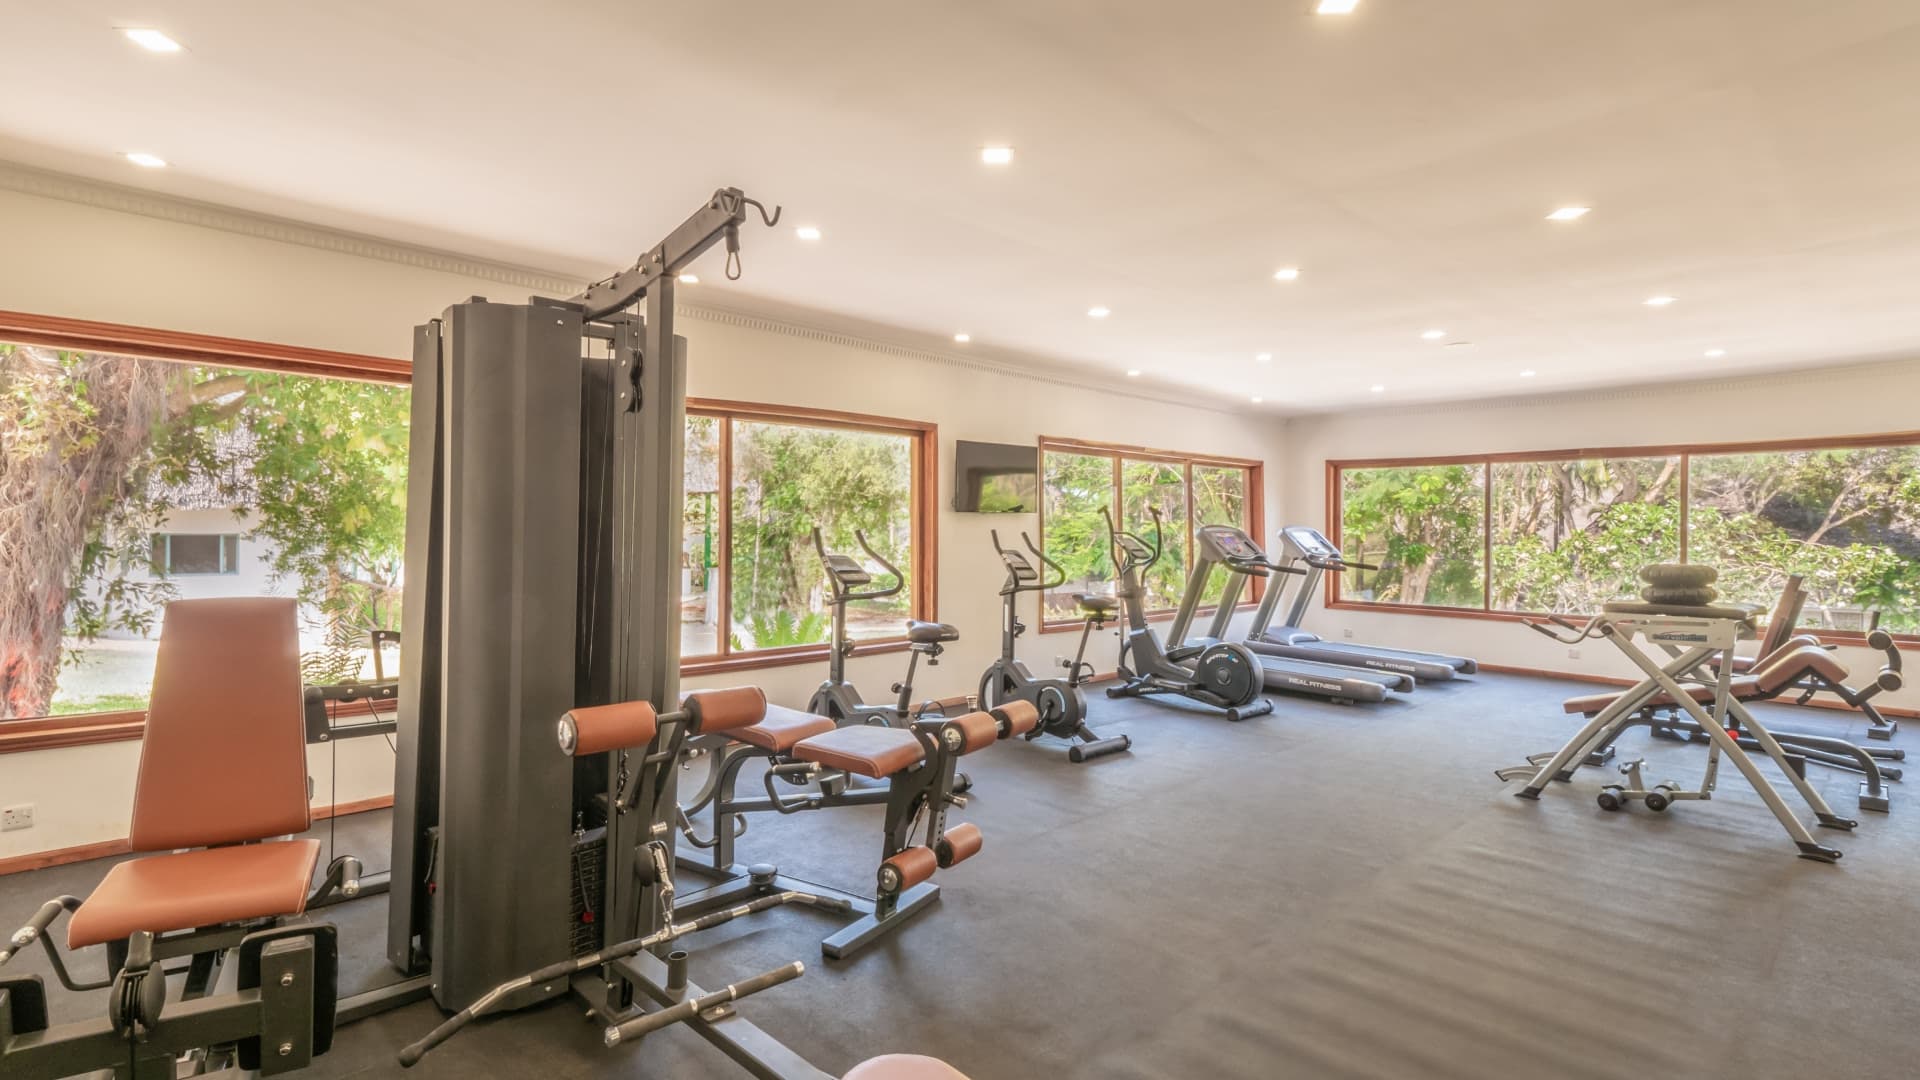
[1248,525,1478,682]
[1171,524,1414,704]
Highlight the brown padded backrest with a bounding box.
[129,598,312,851]
[1752,643,1851,696]
[1754,576,1808,658]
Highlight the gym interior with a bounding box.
[2,4,1917,1079]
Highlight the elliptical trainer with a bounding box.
[806,527,957,727]
[1104,506,1273,721]
[978,529,1133,762]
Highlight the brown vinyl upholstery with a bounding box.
[130,598,312,850]
[561,701,659,756]
[67,840,323,949]
[793,725,926,778]
[68,598,320,949]
[731,704,837,752]
[844,1055,971,1080]
[685,686,769,733]
[1561,644,1851,715]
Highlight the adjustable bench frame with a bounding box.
[679,708,1017,959]
[1500,608,1856,862]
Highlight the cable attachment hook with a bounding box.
[724,198,783,280]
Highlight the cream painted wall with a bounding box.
[0,183,1281,859]
[1279,359,1920,712]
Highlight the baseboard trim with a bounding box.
[0,795,396,876]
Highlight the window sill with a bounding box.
[1326,599,1920,649]
[0,711,147,754]
[681,638,912,678]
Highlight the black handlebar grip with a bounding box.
[2,897,80,966]
[398,1011,470,1068]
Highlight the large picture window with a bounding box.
[1038,440,1262,627]
[0,334,410,723]
[681,402,935,670]
[1331,437,1920,639]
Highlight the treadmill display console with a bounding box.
[1282,526,1339,559]
[1199,524,1266,565]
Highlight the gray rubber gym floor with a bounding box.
[6,671,1916,1079]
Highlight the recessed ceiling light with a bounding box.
[1421,329,1446,341]
[1125,369,1142,378]
[1644,295,1677,307]
[1255,352,1273,363]
[1369,384,1385,393]
[1519,370,1537,378]
[980,146,1013,166]
[1546,206,1591,222]
[121,28,183,52]
[1250,396,1265,404]
[1704,348,1726,358]
[953,332,971,343]
[124,152,167,168]
[677,273,699,285]
[1316,0,1359,13]
[1088,306,1111,319]
[795,225,822,241]
[1273,267,1301,282]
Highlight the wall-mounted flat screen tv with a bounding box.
[952,440,1038,513]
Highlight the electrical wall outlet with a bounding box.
[1568,647,1582,660]
[1342,628,1354,639]
[1,804,32,832]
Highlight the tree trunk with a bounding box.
[0,350,179,718]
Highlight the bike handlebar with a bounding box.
[812,527,905,602]
[988,529,1067,592]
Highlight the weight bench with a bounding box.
[0,598,339,1078]
[678,699,1039,958]
[1709,575,1902,739]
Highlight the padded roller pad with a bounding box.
[684,686,768,733]
[559,701,659,756]
[935,822,982,868]
[991,700,1041,738]
[1640,563,1718,587]
[845,1056,972,1080]
[1640,584,1719,605]
[793,725,926,778]
[729,705,836,753]
[950,711,1002,755]
[880,846,938,893]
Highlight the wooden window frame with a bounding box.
[679,399,939,678]
[1325,430,1920,648]
[0,312,938,749]
[1036,436,1265,634]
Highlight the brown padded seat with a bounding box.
[68,840,322,949]
[731,704,837,753]
[906,620,960,645]
[68,597,319,948]
[1564,676,1762,715]
[793,725,926,778]
[843,1055,971,1080]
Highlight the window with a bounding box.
[1489,457,1680,614]
[1331,436,1920,638]
[151,533,242,575]
[682,402,935,669]
[1038,440,1262,627]
[1339,464,1487,609]
[0,332,409,723]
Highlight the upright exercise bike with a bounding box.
[806,527,958,727]
[1104,506,1273,721]
[978,529,1133,762]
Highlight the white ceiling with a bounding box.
[5,1,1920,413]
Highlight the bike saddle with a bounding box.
[906,620,960,644]
[1074,594,1118,615]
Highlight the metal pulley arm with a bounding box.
[569,188,781,321]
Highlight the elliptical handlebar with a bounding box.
[1523,612,1604,643]
[811,526,905,602]
[988,528,1068,592]
[1104,504,1163,572]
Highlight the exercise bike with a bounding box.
[806,527,958,727]
[978,529,1133,762]
[1104,506,1273,721]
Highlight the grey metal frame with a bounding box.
[1500,609,1855,861]
[805,528,942,727]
